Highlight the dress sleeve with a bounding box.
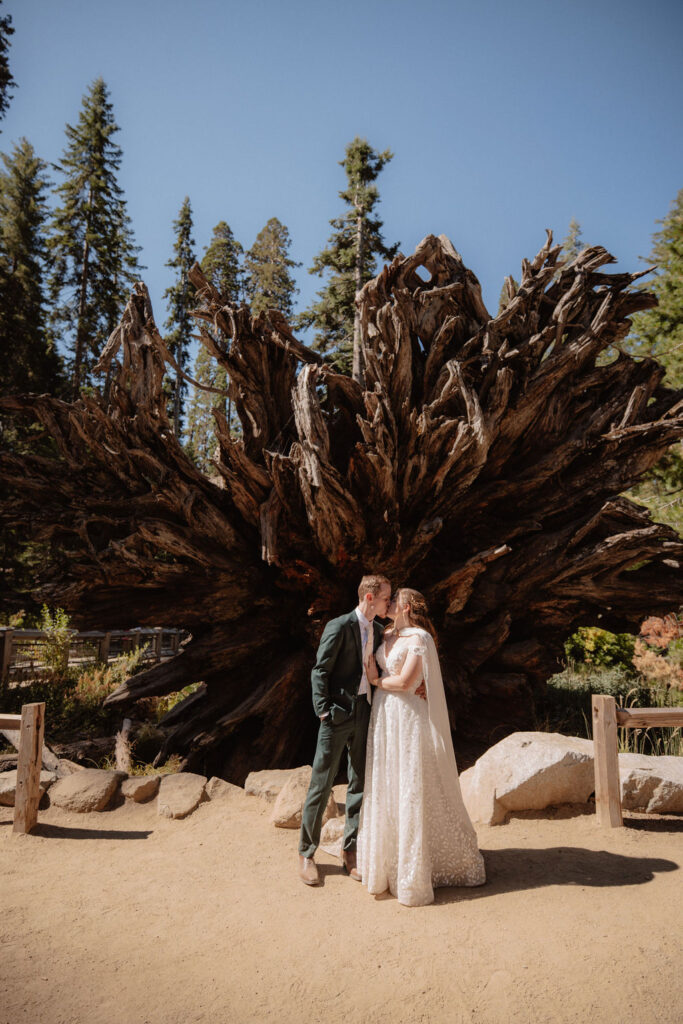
[408,643,427,658]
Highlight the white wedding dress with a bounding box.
[357,628,486,906]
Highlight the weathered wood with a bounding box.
[0,628,13,680]
[98,631,111,663]
[0,713,22,731]
[13,702,45,835]
[2,234,683,778]
[115,717,132,773]
[615,707,683,728]
[592,695,623,828]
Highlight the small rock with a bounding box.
[270,765,337,829]
[0,770,57,807]
[319,816,345,858]
[121,776,160,803]
[206,776,243,800]
[157,773,207,819]
[56,758,85,777]
[49,769,126,812]
[244,768,299,803]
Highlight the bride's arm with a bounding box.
[366,651,423,692]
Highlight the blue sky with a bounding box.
[3,0,682,350]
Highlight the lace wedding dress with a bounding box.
[357,628,486,906]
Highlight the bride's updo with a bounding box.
[397,588,437,640]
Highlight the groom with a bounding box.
[298,574,392,886]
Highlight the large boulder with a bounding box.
[460,732,595,825]
[120,776,160,803]
[269,765,337,828]
[157,773,207,819]
[0,770,57,806]
[49,769,126,812]
[244,768,298,803]
[619,754,683,814]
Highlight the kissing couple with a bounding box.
[298,574,486,907]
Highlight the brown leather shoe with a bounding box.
[341,849,361,881]
[299,855,320,886]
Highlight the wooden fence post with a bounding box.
[98,632,111,664]
[0,628,14,681]
[592,695,623,828]
[154,627,163,661]
[13,701,45,835]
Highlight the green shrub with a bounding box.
[564,626,637,671]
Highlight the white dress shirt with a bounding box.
[355,606,373,702]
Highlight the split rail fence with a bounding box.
[0,702,45,833]
[0,627,183,684]
[592,694,683,827]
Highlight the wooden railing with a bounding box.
[0,627,183,682]
[592,694,683,827]
[0,702,45,834]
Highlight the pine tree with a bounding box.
[296,138,398,379]
[48,78,141,397]
[627,189,683,536]
[561,218,586,262]
[164,196,196,436]
[629,189,683,388]
[0,1,15,126]
[244,217,299,318]
[0,138,61,398]
[185,221,241,467]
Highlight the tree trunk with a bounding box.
[352,199,365,386]
[2,232,682,781]
[72,229,91,398]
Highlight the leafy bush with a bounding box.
[564,626,637,671]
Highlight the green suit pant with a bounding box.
[299,697,371,859]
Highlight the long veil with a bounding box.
[399,627,474,819]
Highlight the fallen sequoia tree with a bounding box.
[2,233,683,780]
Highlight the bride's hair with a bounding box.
[397,588,437,640]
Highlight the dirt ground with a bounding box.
[1,784,681,1024]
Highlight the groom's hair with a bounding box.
[358,574,390,601]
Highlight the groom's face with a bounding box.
[372,583,392,619]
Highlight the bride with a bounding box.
[357,588,486,906]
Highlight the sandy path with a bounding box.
[1,787,681,1024]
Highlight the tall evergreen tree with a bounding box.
[244,217,299,318]
[627,189,683,536]
[185,221,242,467]
[296,138,398,379]
[561,217,585,262]
[0,1,15,126]
[0,138,61,398]
[629,189,683,388]
[164,196,196,436]
[48,78,141,397]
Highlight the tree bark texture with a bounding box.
[2,233,682,781]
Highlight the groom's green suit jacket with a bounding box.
[311,610,384,724]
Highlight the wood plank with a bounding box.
[592,695,623,828]
[0,714,22,730]
[13,702,45,835]
[615,707,683,728]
